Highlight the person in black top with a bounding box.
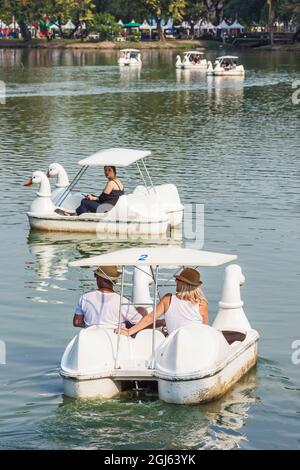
[75,166,124,215]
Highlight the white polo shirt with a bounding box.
[75,290,142,328]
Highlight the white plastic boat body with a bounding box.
[118,49,142,67]
[207,56,245,77]
[24,149,184,234]
[176,51,208,70]
[61,258,259,404]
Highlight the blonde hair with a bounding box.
[176,280,206,305]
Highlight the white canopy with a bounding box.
[69,247,237,268]
[230,20,244,30]
[140,20,151,30]
[120,48,140,52]
[118,19,123,25]
[195,21,216,30]
[78,148,151,167]
[184,51,204,55]
[50,23,60,30]
[9,21,19,29]
[217,20,230,30]
[217,55,239,60]
[0,20,7,28]
[62,20,75,30]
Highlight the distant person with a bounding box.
[55,166,124,216]
[73,266,147,328]
[118,267,209,337]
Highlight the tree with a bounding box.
[183,1,208,37]
[144,0,187,41]
[91,12,121,39]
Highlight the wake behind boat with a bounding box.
[23,148,184,235]
[61,246,259,404]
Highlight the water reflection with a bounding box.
[27,228,182,280]
[207,76,245,106]
[119,66,142,82]
[40,367,258,450]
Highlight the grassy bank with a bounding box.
[0,38,206,50]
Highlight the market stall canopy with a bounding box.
[195,21,216,30]
[69,246,237,268]
[78,148,151,167]
[9,22,19,28]
[117,19,123,25]
[140,20,151,30]
[230,20,245,30]
[0,20,7,28]
[217,20,230,29]
[122,21,141,28]
[62,20,76,30]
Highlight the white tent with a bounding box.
[117,19,123,26]
[0,20,7,28]
[62,20,76,30]
[230,20,244,31]
[140,20,151,31]
[195,21,216,31]
[163,18,173,30]
[217,20,230,30]
[50,23,60,31]
[9,21,19,29]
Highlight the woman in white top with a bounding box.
[119,267,208,337]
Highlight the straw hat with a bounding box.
[175,267,202,287]
[94,265,121,282]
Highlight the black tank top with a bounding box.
[98,180,124,207]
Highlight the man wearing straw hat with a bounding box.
[73,265,146,329]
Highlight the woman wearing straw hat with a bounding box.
[119,267,208,337]
[73,265,146,329]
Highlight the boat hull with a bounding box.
[63,376,122,399]
[27,213,169,235]
[157,338,258,404]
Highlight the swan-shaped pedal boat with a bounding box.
[176,51,208,70]
[207,56,245,77]
[61,246,259,404]
[118,49,142,67]
[47,163,84,210]
[23,148,184,235]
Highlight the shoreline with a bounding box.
[0,39,205,50]
[1,38,299,52]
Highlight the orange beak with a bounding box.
[23,178,33,186]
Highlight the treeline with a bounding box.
[0,0,299,41]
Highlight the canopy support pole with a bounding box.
[150,265,159,370]
[141,159,156,193]
[114,265,125,369]
[136,161,150,194]
[54,165,88,207]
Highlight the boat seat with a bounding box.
[222,330,246,345]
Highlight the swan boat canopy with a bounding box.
[23,148,184,235]
[176,50,208,70]
[118,49,142,67]
[207,56,245,77]
[61,246,259,404]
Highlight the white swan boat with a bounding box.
[207,56,245,77]
[61,246,259,404]
[23,148,184,235]
[176,51,208,70]
[118,49,142,67]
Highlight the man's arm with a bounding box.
[73,314,86,328]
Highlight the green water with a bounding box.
[0,47,299,450]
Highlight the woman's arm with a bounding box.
[199,300,209,325]
[122,295,170,336]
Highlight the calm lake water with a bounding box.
[0,47,299,450]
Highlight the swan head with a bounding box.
[23,170,48,187]
[47,163,62,178]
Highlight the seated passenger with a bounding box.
[73,265,147,329]
[76,165,124,215]
[56,166,124,216]
[118,267,208,337]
